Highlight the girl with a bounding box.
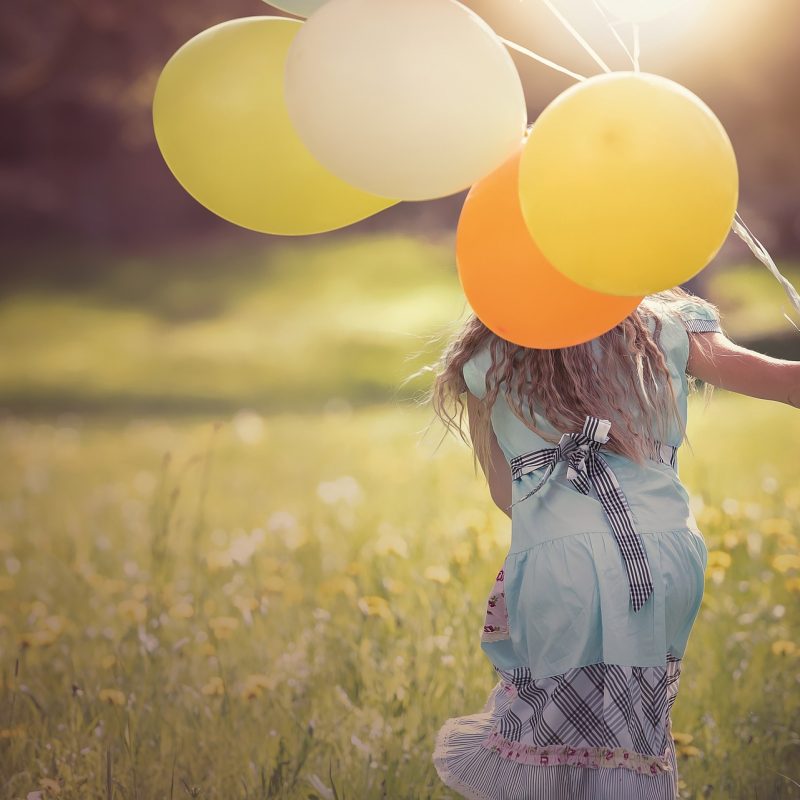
[428,286,800,800]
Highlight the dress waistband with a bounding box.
[506,415,678,614]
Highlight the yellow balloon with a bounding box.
[152,17,397,236]
[519,72,738,296]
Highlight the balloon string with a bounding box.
[499,36,587,82]
[732,212,800,328]
[590,0,636,70]
[535,0,612,73]
[632,23,641,72]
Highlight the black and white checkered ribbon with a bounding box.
[508,416,676,613]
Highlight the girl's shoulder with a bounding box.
[461,294,722,399]
[644,294,723,335]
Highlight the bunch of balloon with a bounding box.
[517,72,739,296]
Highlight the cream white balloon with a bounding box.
[284,0,528,201]
[597,0,690,23]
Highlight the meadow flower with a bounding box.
[374,534,409,559]
[39,778,61,796]
[357,595,393,620]
[676,744,701,758]
[242,673,278,699]
[262,575,286,594]
[706,551,732,569]
[770,640,797,656]
[200,677,225,696]
[451,541,473,566]
[100,654,117,669]
[117,599,147,624]
[19,629,58,648]
[381,577,406,595]
[424,565,451,584]
[316,476,363,506]
[785,577,800,593]
[209,616,240,639]
[98,688,126,706]
[206,550,233,573]
[772,554,800,573]
[168,601,194,620]
[760,518,792,537]
[671,731,694,746]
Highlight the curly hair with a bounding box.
[413,286,721,478]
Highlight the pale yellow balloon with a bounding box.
[284,0,527,201]
[152,17,397,236]
[519,72,738,296]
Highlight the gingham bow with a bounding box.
[508,415,655,613]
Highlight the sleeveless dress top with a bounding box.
[432,297,722,800]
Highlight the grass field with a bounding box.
[0,234,799,799]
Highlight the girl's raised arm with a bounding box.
[686,331,800,408]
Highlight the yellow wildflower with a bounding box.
[382,577,407,595]
[676,744,701,758]
[117,599,147,625]
[39,777,61,796]
[262,575,286,594]
[200,677,225,696]
[209,616,239,640]
[722,532,739,550]
[706,551,731,569]
[671,731,694,746]
[131,583,149,600]
[319,575,358,600]
[243,673,278,695]
[772,554,800,574]
[168,601,194,620]
[451,541,473,566]
[206,550,233,573]
[424,565,451,585]
[760,518,792,537]
[100,654,117,669]
[785,577,800,593]
[374,535,409,559]
[357,595,393,620]
[706,566,726,585]
[98,688,126,706]
[771,640,797,656]
[19,629,58,648]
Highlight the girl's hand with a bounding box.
[687,331,800,407]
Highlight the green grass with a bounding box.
[0,393,798,799]
[1,234,797,416]
[0,234,799,798]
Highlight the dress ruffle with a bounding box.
[433,676,681,800]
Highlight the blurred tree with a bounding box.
[0,0,797,267]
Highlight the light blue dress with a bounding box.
[432,297,722,800]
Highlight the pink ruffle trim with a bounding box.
[480,730,673,774]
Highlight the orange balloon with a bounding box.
[456,142,643,348]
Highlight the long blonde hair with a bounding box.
[418,286,720,477]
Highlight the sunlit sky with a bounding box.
[463,0,786,106]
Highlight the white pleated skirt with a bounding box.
[433,676,680,800]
